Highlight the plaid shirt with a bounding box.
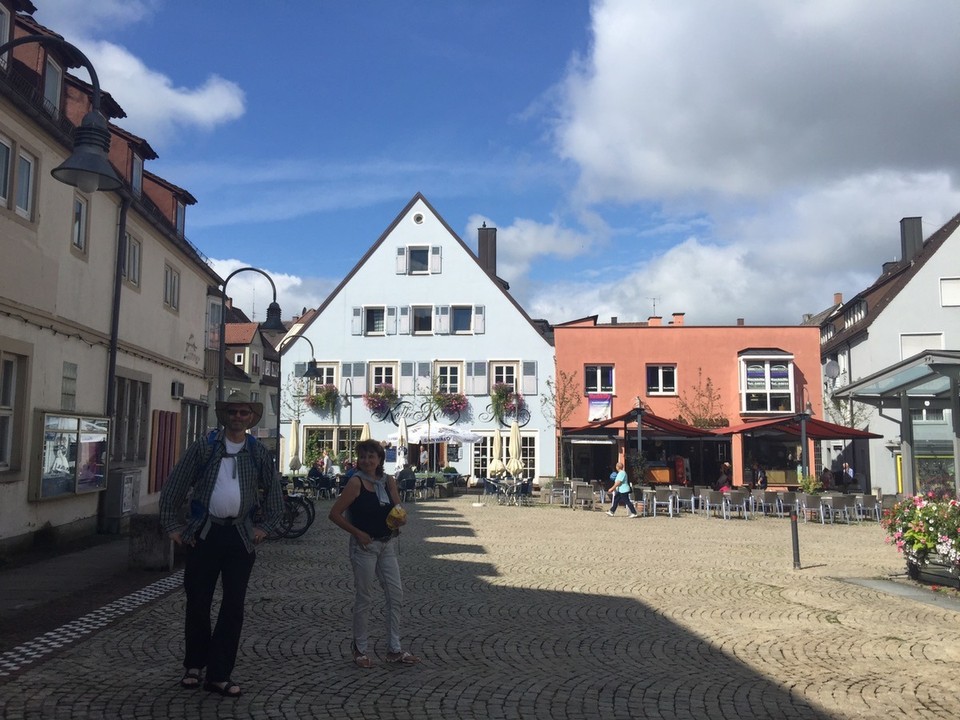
[159,430,284,553]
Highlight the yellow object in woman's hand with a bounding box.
[386,504,407,529]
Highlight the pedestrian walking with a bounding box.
[159,391,283,698]
[606,462,639,518]
[329,438,420,667]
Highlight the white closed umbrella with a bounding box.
[359,423,371,442]
[506,419,524,476]
[288,417,302,472]
[394,417,409,473]
[489,427,506,477]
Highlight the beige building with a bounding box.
[0,4,221,552]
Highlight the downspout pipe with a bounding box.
[105,194,131,417]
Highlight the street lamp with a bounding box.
[798,400,814,479]
[633,397,644,481]
[276,335,321,471]
[0,35,122,192]
[343,378,354,464]
[216,266,285,404]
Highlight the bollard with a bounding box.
[790,510,801,569]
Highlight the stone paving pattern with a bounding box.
[1,496,959,719]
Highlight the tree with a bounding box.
[541,366,583,481]
[674,368,728,428]
[281,373,311,467]
[823,396,872,429]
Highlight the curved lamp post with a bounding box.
[276,334,321,471]
[633,397,645,481]
[0,35,122,192]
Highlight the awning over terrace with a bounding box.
[715,416,881,440]
[570,410,714,438]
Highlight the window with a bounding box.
[436,363,462,393]
[176,200,185,236]
[910,407,944,423]
[585,365,614,394]
[412,306,432,334]
[251,352,260,375]
[0,6,9,70]
[250,390,260,404]
[408,247,429,273]
[38,412,109,498]
[163,264,180,310]
[1,350,24,472]
[365,307,385,335]
[234,352,244,365]
[941,278,960,307]
[490,362,518,392]
[472,432,537,481]
[646,365,676,395]
[15,149,34,219]
[71,196,88,253]
[61,362,77,412]
[181,401,207,449]
[43,56,63,116]
[0,135,10,204]
[900,333,943,359]
[111,376,149,463]
[740,354,795,413]
[123,234,141,286]
[310,364,337,391]
[132,154,143,196]
[451,306,472,333]
[370,363,396,388]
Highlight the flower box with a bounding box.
[883,493,960,588]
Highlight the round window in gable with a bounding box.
[413,213,424,224]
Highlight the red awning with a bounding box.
[715,416,881,440]
[570,410,714,438]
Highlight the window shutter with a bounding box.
[396,247,407,274]
[474,305,485,334]
[430,245,442,273]
[398,306,410,334]
[399,362,415,395]
[386,306,397,335]
[351,307,362,335]
[466,361,487,395]
[522,361,538,395]
[344,362,366,395]
[416,361,431,394]
[435,305,449,334]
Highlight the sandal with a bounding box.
[180,668,202,689]
[385,650,420,665]
[352,641,375,669]
[203,679,242,698]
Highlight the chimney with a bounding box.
[882,260,899,274]
[671,312,685,326]
[900,217,923,263]
[610,316,617,324]
[833,292,843,306]
[648,316,662,326]
[736,318,745,326]
[478,223,497,275]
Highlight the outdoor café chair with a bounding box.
[723,489,750,520]
[855,494,881,522]
[777,491,797,518]
[753,490,778,516]
[517,479,534,506]
[701,490,724,518]
[821,494,855,524]
[800,493,827,523]
[571,482,595,511]
[674,487,696,513]
[652,487,676,517]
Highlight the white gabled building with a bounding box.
[280,193,556,483]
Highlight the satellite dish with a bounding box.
[824,360,840,379]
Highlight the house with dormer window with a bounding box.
[280,193,556,483]
[0,4,220,553]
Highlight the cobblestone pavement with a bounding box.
[1,496,959,719]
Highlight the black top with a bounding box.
[348,481,391,538]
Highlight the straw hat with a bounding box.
[215,390,263,429]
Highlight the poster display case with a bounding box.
[34,411,110,500]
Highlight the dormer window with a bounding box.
[176,199,185,236]
[0,6,10,70]
[132,154,143,196]
[43,56,62,117]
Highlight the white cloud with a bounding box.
[34,1,245,145]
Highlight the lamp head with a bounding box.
[51,111,122,192]
[302,360,322,379]
[261,301,285,332]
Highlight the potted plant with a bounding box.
[433,391,468,418]
[490,382,524,420]
[363,383,399,414]
[882,493,960,585]
[305,384,339,414]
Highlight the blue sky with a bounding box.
[37,1,960,326]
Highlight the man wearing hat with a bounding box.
[160,391,283,698]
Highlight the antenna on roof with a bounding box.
[251,288,257,321]
[649,297,660,315]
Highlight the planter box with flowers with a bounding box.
[305,384,339,415]
[433,391,468,418]
[490,382,525,421]
[363,383,399,415]
[882,493,960,588]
